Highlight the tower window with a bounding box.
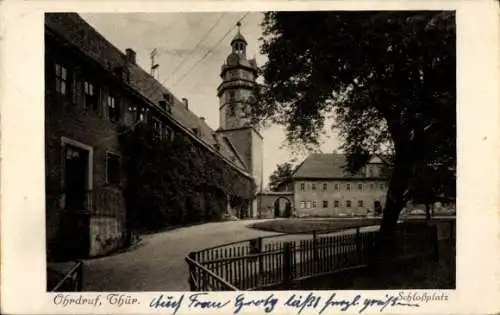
[229,91,236,101]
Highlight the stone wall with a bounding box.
[89,216,126,257]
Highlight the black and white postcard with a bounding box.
[1,0,499,314]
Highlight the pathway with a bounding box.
[80,219,282,291]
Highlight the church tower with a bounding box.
[216,23,263,217]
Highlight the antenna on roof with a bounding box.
[150,48,159,79]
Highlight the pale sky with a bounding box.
[80,12,341,187]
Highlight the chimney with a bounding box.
[200,117,205,122]
[125,48,136,65]
[182,98,189,110]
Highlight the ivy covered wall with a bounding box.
[119,123,256,231]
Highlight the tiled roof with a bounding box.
[45,13,248,173]
[293,153,386,179]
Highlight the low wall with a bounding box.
[89,216,126,257]
[295,207,370,218]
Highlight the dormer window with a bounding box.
[123,70,130,83]
[159,100,167,111]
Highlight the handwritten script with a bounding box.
[148,292,421,314]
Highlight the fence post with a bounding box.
[257,237,263,285]
[355,227,361,264]
[283,242,293,285]
[312,230,318,265]
[188,252,197,291]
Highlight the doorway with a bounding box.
[64,145,89,211]
[59,141,92,258]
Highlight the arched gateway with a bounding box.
[257,191,294,218]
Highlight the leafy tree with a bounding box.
[254,11,456,237]
[268,162,295,191]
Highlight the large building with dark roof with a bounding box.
[292,153,389,217]
[44,13,263,259]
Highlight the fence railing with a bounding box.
[47,260,84,292]
[185,254,239,291]
[187,224,438,291]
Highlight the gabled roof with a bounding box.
[293,153,388,179]
[45,13,248,174]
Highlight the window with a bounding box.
[323,183,327,191]
[300,201,305,209]
[346,184,351,191]
[159,100,167,111]
[380,183,385,190]
[84,81,99,112]
[152,118,163,139]
[55,63,68,95]
[346,200,351,208]
[368,166,373,177]
[334,200,339,208]
[358,183,363,191]
[164,126,174,142]
[138,107,146,122]
[334,183,339,191]
[300,183,305,191]
[122,69,130,83]
[323,200,328,208]
[358,200,364,207]
[106,152,120,185]
[107,95,120,122]
[312,183,316,190]
[312,201,317,208]
[369,183,374,190]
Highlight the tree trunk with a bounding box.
[376,153,414,262]
[379,162,412,236]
